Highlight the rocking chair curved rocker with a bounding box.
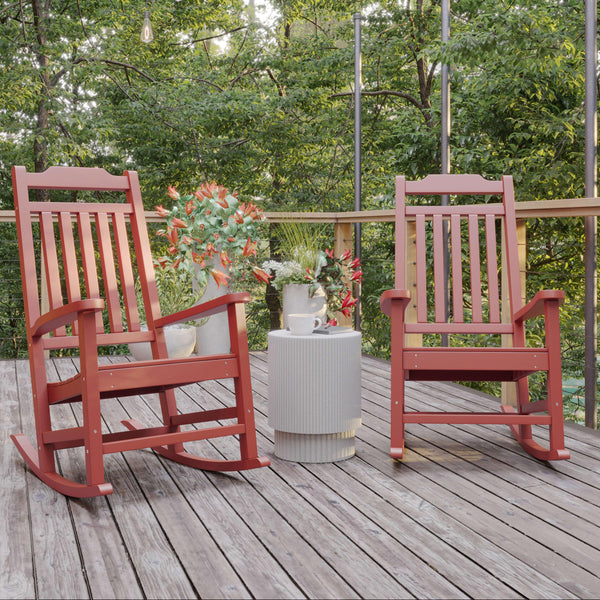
[11,165,270,498]
[381,174,569,462]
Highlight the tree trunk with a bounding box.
[32,0,51,199]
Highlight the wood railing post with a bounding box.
[501,218,527,406]
[334,221,354,327]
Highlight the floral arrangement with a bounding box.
[263,248,363,324]
[155,183,271,289]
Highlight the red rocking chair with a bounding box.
[11,165,270,498]
[380,174,570,461]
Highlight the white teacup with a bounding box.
[288,313,322,336]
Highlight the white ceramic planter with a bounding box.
[128,324,196,361]
[194,258,231,356]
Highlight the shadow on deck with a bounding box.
[2,353,600,599]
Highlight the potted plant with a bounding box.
[262,223,363,327]
[128,267,201,361]
[155,182,271,354]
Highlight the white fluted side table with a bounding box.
[267,330,362,462]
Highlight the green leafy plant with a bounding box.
[136,267,203,326]
[263,222,363,324]
[155,182,271,289]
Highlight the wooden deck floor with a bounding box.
[2,353,600,599]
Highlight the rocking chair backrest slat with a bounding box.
[113,212,141,332]
[40,211,66,336]
[415,214,428,323]
[450,213,464,323]
[397,174,521,336]
[58,212,82,335]
[12,165,158,350]
[77,212,104,333]
[468,213,483,323]
[96,212,124,333]
[485,213,501,323]
[432,214,445,323]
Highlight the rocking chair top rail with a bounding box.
[394,173,523,333]
[12,165,162,351]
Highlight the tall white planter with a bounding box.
[194,258,231,356]
[282,283,327,329]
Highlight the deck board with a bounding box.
[2,353,600,599]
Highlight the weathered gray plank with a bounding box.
[150,368,404,599]
[43,359,143,600]
[14,359,90,600]
[0,360,35,600]
[248,352,579,599]
[54,357,198,600]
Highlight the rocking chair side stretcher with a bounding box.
[11,165,270,498]
[380,174,570,461]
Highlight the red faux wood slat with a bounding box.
[450,214,464,323]
[405,322,513,335]
[415,215,427,323]
[468,214,483,323]
[405,174,504,195]
[24,167,129,191]
[58,212,81,335]
[405,204,504,217]
[432,215,445,323]
[27,202,132,215]
[77,212,104,333]
[40,212,66,336]
[112,213,140,332]
[485,214,500,323]
[96,213,123,333]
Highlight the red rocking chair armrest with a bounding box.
[30,299,105,338]
[380,289,411,317]
[513,290,565,323]
[154,292,251,329]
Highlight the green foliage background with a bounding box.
[0,0,596,420]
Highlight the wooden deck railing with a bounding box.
[2,196,600,426]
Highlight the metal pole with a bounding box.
[441,0,450,343]
[584,0,598,429]
[354,12,362,331]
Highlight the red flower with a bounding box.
[210,268,230,287]
[172,258,181,269]
[206,242,216,256]
[185,199,195,215]
[341,290,357,309]
[167,227,178,245]
[220,251,233,267]
[340,249,352,261]
[349,257,361,269]
[325,249,334,258]
[243,237,257,257]
[167,186,180,200]
[155,204,169,217]
[350,270,363,282]
[181,236,193,245]
[215,196,229,209]
[252,267,272,284]
[170,217,187,229]
[327,318,338,326]
[192,252,205,267]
